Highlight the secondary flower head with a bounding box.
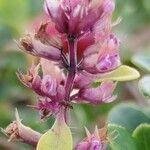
[75,127,107,150]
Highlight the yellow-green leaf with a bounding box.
[36,115,73,150]
[97,65,140,82]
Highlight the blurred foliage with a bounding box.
[114,0,150,32]
[138,76,150,98]
[0,0,150,149]
[132,50,150,72]
[108,103,150,133]
[132,50,150,99]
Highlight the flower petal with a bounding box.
[76,81,116,104]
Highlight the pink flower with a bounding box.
[74,80,117,104]
[40,58,65,84]
[16,0,120,119]
[44,0,115,36]
[17,63,65,102]
[32,97,61,119]
[82,34,121,74]
[74,71,94,89]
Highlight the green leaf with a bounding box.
[36,114,73,150]
[133,124,150,150]
[139,76,150,98]
[0,103,12,127]
[108,124,137,150]
[26,0,43,16]
[107,103,150,132]
[142,0,150,14]
[132,52,150,72]
[97,65,140,82]
[0,51,28,100]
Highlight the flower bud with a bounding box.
[75,127,107,150]
[41,75,57,96]
[19,34,61,61]
[17,64,41,91]
[44,0,115,36]
[2,109,42,146]
[35,22,63,49]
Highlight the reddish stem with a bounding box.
[64,38,77,122]
[65,39,77,101]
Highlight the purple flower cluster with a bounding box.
[18,0,120,123]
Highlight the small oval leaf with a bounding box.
[133,124,150,150]
[139,76,150,98]
[36,115,73,150]
[108,124,137,150]
[97,65,140,82]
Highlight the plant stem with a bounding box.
[64,39,77,122]
[65,39,77,101]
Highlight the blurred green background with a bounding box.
[0,0,150,149]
